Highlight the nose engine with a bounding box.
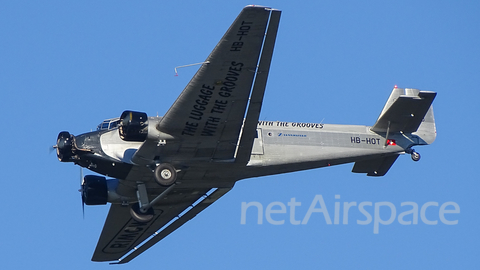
[56,131,75,162]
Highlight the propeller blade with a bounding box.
[80,167,84,186]
[80,167,85,219]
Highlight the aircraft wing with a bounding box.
[132,6,281,164]
[91,187,231,264]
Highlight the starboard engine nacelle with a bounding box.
[119,110,148,142]
[82,175,108,205]
[82,176,133,206]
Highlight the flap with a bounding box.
[236,9,281,163]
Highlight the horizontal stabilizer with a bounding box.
[352,154,399,176]
[371,88,436,133]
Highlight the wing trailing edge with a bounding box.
[235,9,281,164]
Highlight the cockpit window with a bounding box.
[97,118,120,131]
[109,121,118,129]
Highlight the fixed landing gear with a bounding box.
[130,172,178,223]
[154,163,177,187]
[130,182,154,223]
[130,203,154,223]
[406,148,421,162]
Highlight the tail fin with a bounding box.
[371,87,436,144]
[352,87,437,177]
[414,104,436,145]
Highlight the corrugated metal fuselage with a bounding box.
[72,119,418,192]
[243,121,411,178]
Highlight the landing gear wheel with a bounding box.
[154,164,177,187]
[130,203,154,223]
[411,151,421,162]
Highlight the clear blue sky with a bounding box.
[1,1,478,269]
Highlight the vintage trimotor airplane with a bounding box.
[54,5,436,264]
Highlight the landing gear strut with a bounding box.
[129,163,179,223]
[130,182,154,223]
[130,181,177,223]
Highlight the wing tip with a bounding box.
[244,5,280,11]
[245,4,269,8]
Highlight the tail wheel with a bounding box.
[411,151,421,162]
[154,164,177,187]
[130,203,154,223]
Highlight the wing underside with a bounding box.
[92,6,282,264]
[132,6,281,165]
[92,187,231,264]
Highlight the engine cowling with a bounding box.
[119,110,148,142]
[56,131,74,162]
[82,175,108,205]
